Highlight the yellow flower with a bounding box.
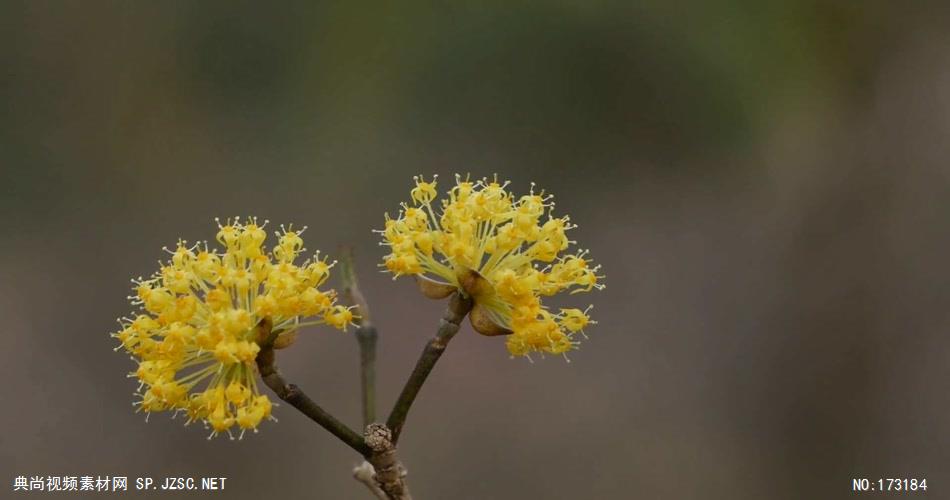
[379,175,604,360]
[112,217,354,438]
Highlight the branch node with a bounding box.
[365,423,393,451]
[363,424,412,500]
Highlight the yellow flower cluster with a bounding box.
[381,175,604,359]
[112,218,353,438]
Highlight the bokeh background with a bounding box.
[2,2,949,499]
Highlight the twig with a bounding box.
[340,246,378,427]
[386,292,473,444]
[353,462,388,500]
[341,250,419,499]
[255,319,372,458]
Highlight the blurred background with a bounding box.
[2,1,949,499]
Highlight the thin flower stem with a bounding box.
[385,292,473,444]
[356,326,378,427]
[340,247,378,427]
[254,319,372,458]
